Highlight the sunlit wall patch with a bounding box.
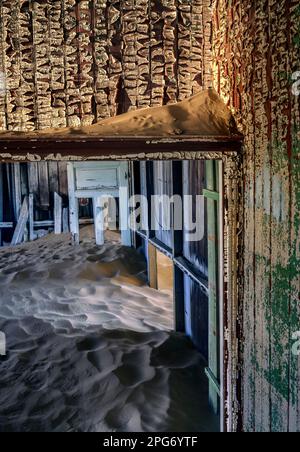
[0,72,6,98]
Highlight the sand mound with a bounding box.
[0,89,238,138]
[0,234,219,432]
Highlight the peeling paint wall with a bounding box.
[0,0,213,132]
[212,0,300,432]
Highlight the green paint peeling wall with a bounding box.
[213,0,300,431]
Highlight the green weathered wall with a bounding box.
[213,0,300,432]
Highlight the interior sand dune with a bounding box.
[0,232,219,432]
[0,89,238,139]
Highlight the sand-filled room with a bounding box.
[0,0,299,436]
[0,90,240,432]
[0,155,225,433]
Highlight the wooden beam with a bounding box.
[205,160,220,415]
[172,160,183,257]
[174,265,185,333]
[62,208,69,233]
[93,197,104,246]
[0,136,243,162]
[139,161,148,233]
[148,243,158,289]
[5,164,12,216]
[54,192,62,234]
[28,163,39,195]
[48,162,59,194]
[129,161,139,248]
[67,163,79,244]
[146,162,155,239]
[58,162,68,198]
[28,194,35,241]
[38,162,50,208]
[174,256,208,293]
[0,222,13,229]
[119,163,131,247]
[11,197,29,246]
[34,221,54,227]
[12,163,22,221]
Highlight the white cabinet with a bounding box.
[67,162,131,246]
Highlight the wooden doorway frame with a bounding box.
[0,135,243,432]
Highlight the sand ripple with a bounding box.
[0,234,218,432]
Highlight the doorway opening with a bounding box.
[0,156,227,432]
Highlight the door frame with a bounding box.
[0,136,244,432]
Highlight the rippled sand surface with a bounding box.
[0,233,219,432]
